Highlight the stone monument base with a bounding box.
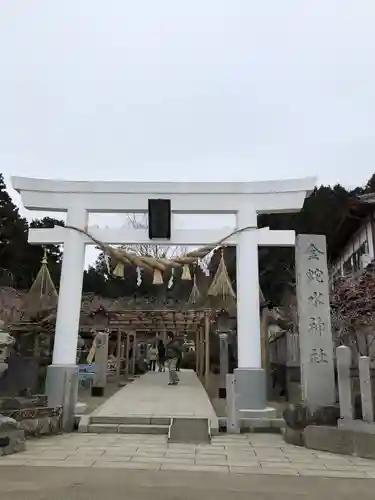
[304,424,375,459]
[338,417,375,434]
[282,402,341,447]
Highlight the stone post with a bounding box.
[226,374,240,434]
[336,345,354,420]
[295,234,335,409]
[359,356,374,423]
[218,332,229,399]
[131,332,137,376]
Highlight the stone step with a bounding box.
[168,418,210,444]
[87,423,119,433]
[75,402,87,415]
[90,416,170,426]
[119,424,169,435]
[87,423,169,435]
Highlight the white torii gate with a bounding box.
[12,176,315,424]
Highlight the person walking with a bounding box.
[176,346,183,372]
[148,343,158,372]
[166,331,181,385]
[157,339,166,372]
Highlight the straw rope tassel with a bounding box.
[188,275,201,304]
[181,264,191,281]
[113,262,125,278]
[207,248,236,298]
[153,269,164,285]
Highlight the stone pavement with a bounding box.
[0,467,375,500]
[90,370,218,423]
[1,433,375,478]
[1,467,375,500]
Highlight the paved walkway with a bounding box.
[92,370,218,425]
[2,433,375,478]
[1,467,375,500]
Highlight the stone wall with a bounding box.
[0,406,63,437]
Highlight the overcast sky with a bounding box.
[1,1,375,265]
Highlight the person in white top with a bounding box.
[148,344,158,371]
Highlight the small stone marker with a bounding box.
[226,374,240,434]
[92,332,109,397]
[359,356,374,423]
[295,234,335,408]
[336,345,353,419]
[219,332,229,398]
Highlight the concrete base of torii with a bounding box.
[234,367,277,420]
[45,365,79,432]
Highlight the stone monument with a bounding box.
[295,234,335,408]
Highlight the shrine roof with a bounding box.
[1,289,217,333]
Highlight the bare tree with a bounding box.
[123,213,187,259]
[331,268,375,357]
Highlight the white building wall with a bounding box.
[331,214,374,278]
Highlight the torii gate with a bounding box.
[12,176,315,426]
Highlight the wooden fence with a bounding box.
[268,331,300,367]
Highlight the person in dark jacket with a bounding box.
[157,339,166,372]
[166,331,181,385]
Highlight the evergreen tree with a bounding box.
[27,217,64,289]
[0,173,63,289]
[0,173,28,287]
[365,173,375,193]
